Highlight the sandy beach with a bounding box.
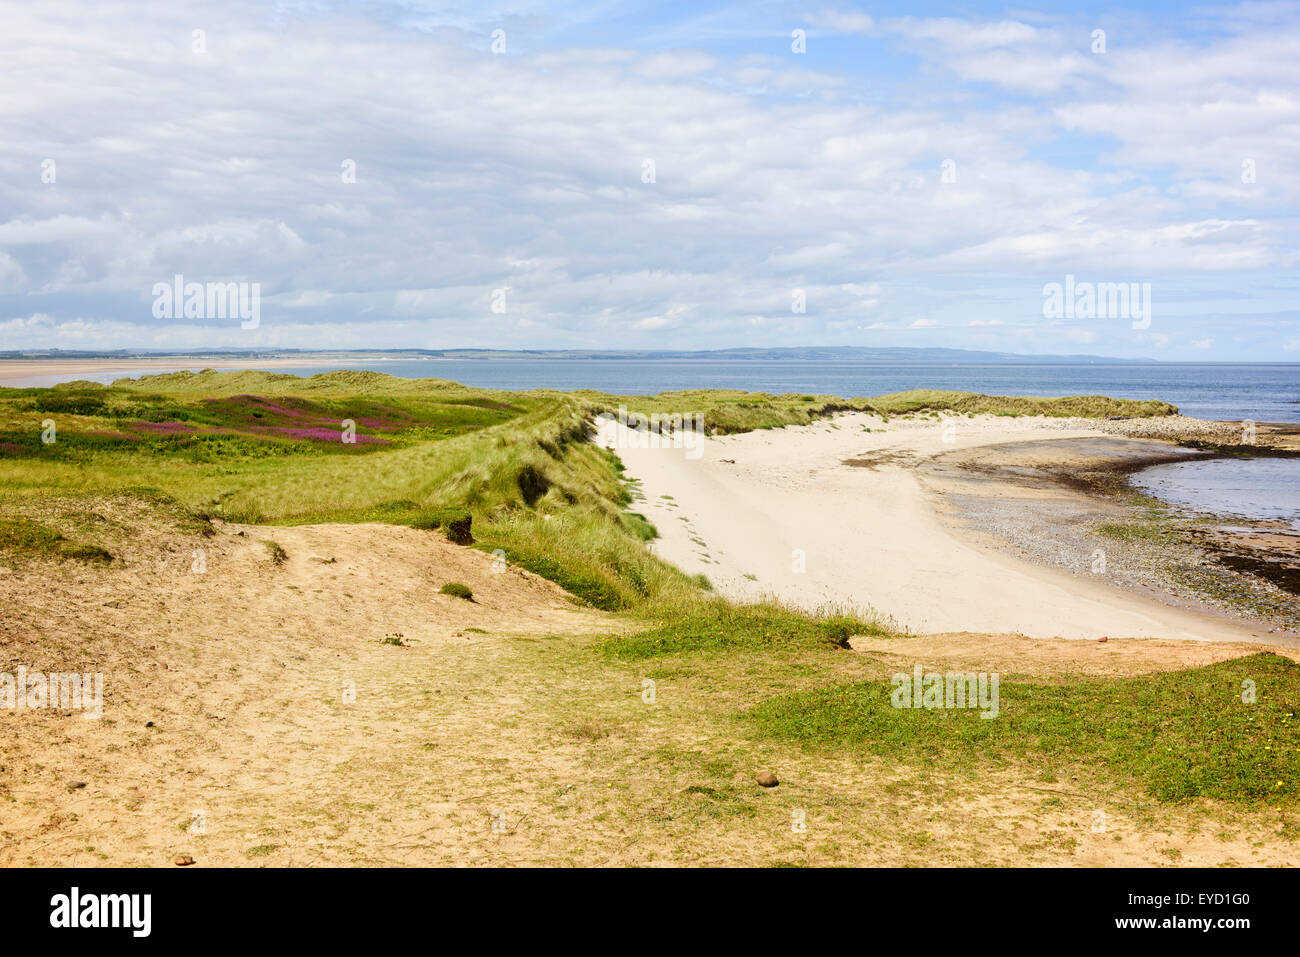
[597,412,1298,645]
[0,358,335,388]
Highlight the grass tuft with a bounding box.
[599,600,883,660]
[0,518,112,563]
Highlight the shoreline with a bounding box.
[0,357,342,387]
[599,412,1300,646]
[922,436,1300,637]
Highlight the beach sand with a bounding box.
[598,412,1295,645]
[0,358,331,387]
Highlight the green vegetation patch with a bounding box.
[747,652,1300,804]
[599,601,883,660]
[864,390,1176,419]
[482,539,630,610]
[0,518,112,564]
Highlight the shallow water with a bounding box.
[1133,457,1300,529]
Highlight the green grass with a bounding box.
[583,387,1172,435]
[862,389,1176,419]
[478,534,636,610]
[411,506,470,530]
[439,582,474,600]
[58,542,114,563]
[747,652,1300,804]
[263,541,289,565]
[0,518,112,564]
[598,600,884,660]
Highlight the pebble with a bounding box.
[173,854,195,866]
[756,771,779,788]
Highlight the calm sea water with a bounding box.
[11,359,1299,423]
[1134,457,1300,529]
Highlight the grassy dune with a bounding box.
[582,386,1175,433]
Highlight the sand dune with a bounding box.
[0,513,610,866]
[598,413,1288,644]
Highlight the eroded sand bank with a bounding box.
[597,412,1294,644]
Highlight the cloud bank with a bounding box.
[0,0,1297,358]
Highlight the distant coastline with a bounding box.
[0,346,1166,364]
[2,351,1296,423]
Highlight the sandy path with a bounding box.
[598,413,1284,643]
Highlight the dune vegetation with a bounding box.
[748,652,1300,805]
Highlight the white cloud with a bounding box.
[0,253,26,292]
[805,9,874,34]
[634,304,693,331]
[633,50,718,79]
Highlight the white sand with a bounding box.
[598,413,1282,643]
[0,358,330,387]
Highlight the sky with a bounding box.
[1,0,1298,359]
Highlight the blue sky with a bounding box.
[1,0,1298,358]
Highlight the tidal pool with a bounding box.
[1133,456,1300,529]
